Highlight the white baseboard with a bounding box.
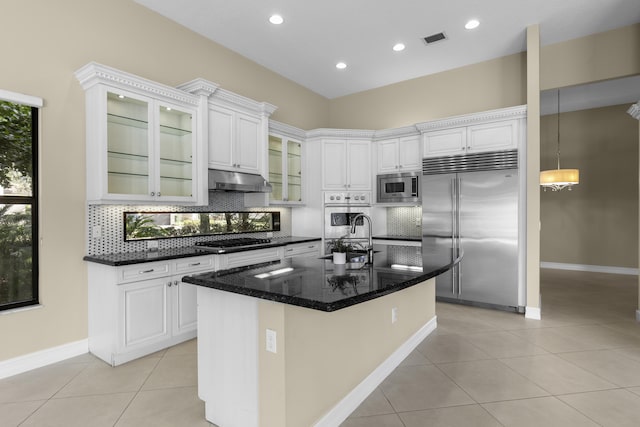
[314,316,437,427]
[0,339,89,380]
[525,306,541,320]
[540,262,638,276]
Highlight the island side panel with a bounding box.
[258,278,436,427]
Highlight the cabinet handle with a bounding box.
[140,269,155,274]
[286,248,293,252]
[308,246,315,249]
[174,280,179,286]
[168,281,172,287]
[189,262,201,266]
[150,192,155,196]
[157,192,161,196]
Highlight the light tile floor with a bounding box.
[1,268,639,426]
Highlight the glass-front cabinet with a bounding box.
[105,89,196,202]
[76,63,204,205]
[268,134,303,204]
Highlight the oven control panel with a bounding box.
[324,191,371,205]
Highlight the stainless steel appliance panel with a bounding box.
[422,173,457,299]
[457,170,518,307]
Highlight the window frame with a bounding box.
[0,89,41,311]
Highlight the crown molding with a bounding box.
[628,102,640,120]
[210,88,277,116]
[416,105,527,132]
[305,128,376,141]
[269,120,307,140]
[177,78,220,97]
[372,125,420,141]
[74,62,199,106]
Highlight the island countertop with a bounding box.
[183,241,461,312]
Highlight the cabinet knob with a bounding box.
[174,280,179,286]
[150,192,155,196]
[157,192,161,197]
[168,281,172,287]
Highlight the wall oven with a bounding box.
[323,192,371,254]
[377,171,420,204]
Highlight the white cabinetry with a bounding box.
[284,241,321,258]
[268,121,306,205]
[88,255,214,366]
[419,107,525,158]
[376,135,421,173]
[75,62,210,205]
[322,139,372,190]
[208,105,263,174]
[218,247,283,270]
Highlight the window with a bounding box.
[0,90,41,311]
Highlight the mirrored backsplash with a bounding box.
[88,192,290,255]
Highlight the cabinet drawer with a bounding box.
[223,247,283,270]
[284,243,320,258]
[118,262,171,284]
[175,255,215,273]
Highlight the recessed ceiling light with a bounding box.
[393,43,405,52]
[336,62,347,70]
[465,19,480,30]
[269,14,284,25]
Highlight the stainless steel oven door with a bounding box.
[324,206,370,239]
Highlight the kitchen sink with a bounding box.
[320,250,380,263]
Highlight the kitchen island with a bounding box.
[183,242,460,427]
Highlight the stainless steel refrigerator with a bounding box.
[422,150,523,312]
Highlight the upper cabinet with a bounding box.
[376,134,421,173]
[268,121,306,205]
[208,105,262,174]
[322,139,372,191]
[418,106,527,158]
[76,63,213,205]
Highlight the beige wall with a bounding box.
[328,53,527,130]
[541,24,640,91]
[0,0,329,362]
[258,279,435,427]
[540,105,639,267]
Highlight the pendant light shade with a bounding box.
[540,89,580,191]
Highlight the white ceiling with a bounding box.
[136,0,640,99]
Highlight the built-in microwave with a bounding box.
[377,172,421,204]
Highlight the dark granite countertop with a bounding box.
[372,235,422,242]
[183,242,461,312]
[83,236,321,266]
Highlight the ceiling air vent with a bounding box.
[423,32,447,45]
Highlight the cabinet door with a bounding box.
[156,102,196,201]
[120,278,170,350]
[235,113,261,173]
[286,139,303,202]
[173,280,197,336]
[423,128,467,157]
[268,135,284,203]
[398,135,421,170]
[377,139,400,173]
[208,106,234,170]
[346,140,371,190]
[467,120,518,153]
[322,140,347,190]
[105,89,154,200]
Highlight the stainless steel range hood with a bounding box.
[208,169,272,193]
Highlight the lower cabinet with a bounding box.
[284,242,321,258]
[88,256,213,366]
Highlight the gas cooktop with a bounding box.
[194,237,272,252]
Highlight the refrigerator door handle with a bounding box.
[450,177,457,294]
[456,176,462,295]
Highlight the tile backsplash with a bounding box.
[386,206,422,237]
[87,192,290,255]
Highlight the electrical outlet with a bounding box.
[147,240,159,252]
[91,225,102,239]
[391,307,398,324]
[266,329,277,353]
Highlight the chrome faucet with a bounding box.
[350,214,374,264]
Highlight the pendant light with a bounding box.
[540,89,579,191]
